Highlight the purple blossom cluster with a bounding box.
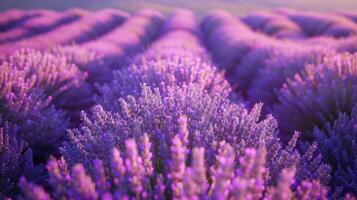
[1,7,357,199]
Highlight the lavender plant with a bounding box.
[4,48,92,112]
[0,62,68,151]
[64,84,330,187]
[248,47,334,109]
[50,45,111,82]
[273,53,357,139]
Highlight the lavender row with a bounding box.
[276,8,357,38]
[51,9,165,85]
[0,9,87,44]
[241,11,304,39]
[241,9,357,39]
[0,9,48,32]
[243,22,357,197]
[0,9,129,56]
[201,9,289,94]
[202,10,356,95]
[82,9,164,59]
[240,10,357,54]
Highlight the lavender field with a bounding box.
[0,6,357,200]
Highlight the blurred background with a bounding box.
[1,0,357,16]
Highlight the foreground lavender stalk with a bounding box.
[20,135,330,199]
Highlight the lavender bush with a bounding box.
[0,61,68,151]
[273,53,357,139]
[3,49,92,111]
[248,47,334,109]
[64,84,330,187]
